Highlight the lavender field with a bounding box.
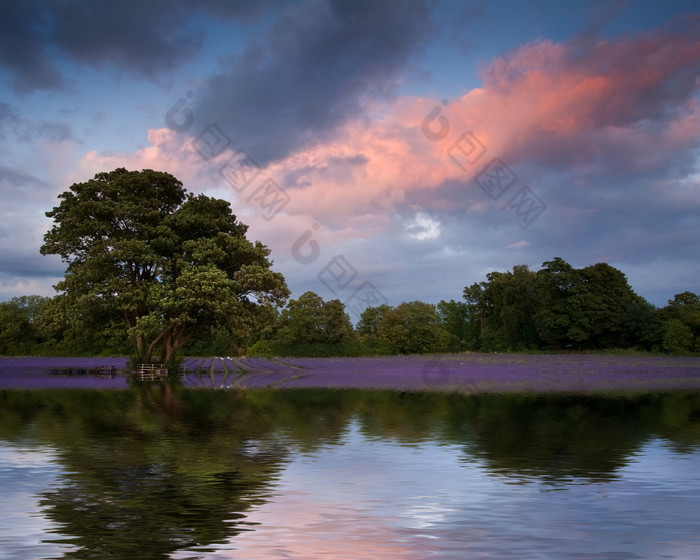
[1,353,700,392]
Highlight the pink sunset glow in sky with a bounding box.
[1,0,699,316]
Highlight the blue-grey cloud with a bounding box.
[0,0,278,93]
[191,0,436,166]
[0,102,75,143]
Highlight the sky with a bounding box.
[1,0,699,319]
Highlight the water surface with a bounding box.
[1,388,699,559]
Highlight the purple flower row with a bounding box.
[2,354,699,392]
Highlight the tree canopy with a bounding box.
[40,168,289,364]
[4,238,700,358]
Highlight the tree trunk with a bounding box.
[162,323,189,367]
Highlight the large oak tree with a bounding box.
[41,168,289,364]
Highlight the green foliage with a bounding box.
[459,257,694,354]
[6,243,700,357]
[40,168,289,362]
[246,339,275,357]
[436,299,470,351]
[619,300,662,351]
[357,301,452,355]
[356,304,393,354]
[658,291,700,353]
[276,292,354,346]
[663,319,695,353]
[252,291,357,357]
[0,296,50,355]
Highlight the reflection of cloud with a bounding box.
[222,489,422,560]
[0,447,75,558]
[179,422,474,560]
[400,501,455,530]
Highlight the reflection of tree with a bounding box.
[1,388,699,558]
[438,392,700,482]
[4,386,289,560]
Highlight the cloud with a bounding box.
[80,17,700,237]
[406,212,441,241]
[0,164,65,299]
[192,0,436,166]
[0,1,64,92]
[0,165,49,189]
[218,16,696,231]
[0,0,275,93]
[64,15,700,307]
[0,103,75,144]
[465,16,700,174]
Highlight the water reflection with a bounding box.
[0,388,699,559]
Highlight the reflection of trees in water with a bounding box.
[0,388,699,558]
[447,392,700,482]
[12,385,289,559]
[441,394,657,482]
[348,391,700,482]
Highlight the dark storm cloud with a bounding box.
[0,1,63,92]
[191,0,436,165]
[0,0,277,93]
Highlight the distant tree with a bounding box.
[436,299,470,350]
[532,257,577,348]
[271,291,355,355]
[462,282,489,349]
[41,168,289,364]
[662,319,694,353]
[463,257,649,352]
[356,304,392,353]
[533,258,642,349]
[463,266,540,351]
[567,262,642,348]
[659,292,700,353]
[492,265,540,350]
[0,296,51,355]
[36,294,133,356]
[667,291,700,307]
[619,299,663,351]
[374,301,450,354]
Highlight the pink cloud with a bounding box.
[71,128,202,185]
[271,18,700,222]
[71,17,700,228]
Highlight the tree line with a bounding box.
[2,261,698,358]
[247,259,699,355]
[0,168,698,360]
